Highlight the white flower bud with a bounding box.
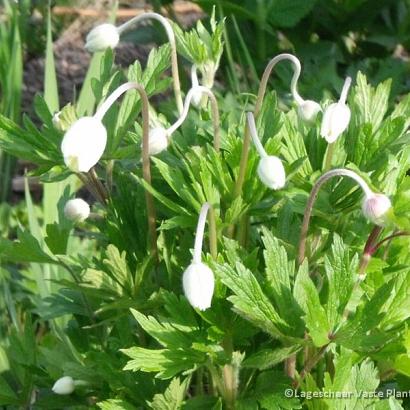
[362,193,392,226]
[61,117,107,173]
[320,76,352,143]
[183,262,215,311]
[297,100,321,123]
[64,199,90,222]
[85,23,120,53]
[257,156,286,190]
[320,102,351,143]
[52,376,75,395]
[147,127,169,156]
[52,111,63,130]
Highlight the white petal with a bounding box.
[362,193,391,226]
[320,103,351,143]
[61,117,107,173]
[147,127,169,156]
[52,376,75,395]
[64,199,90,222]
[297,100,321,123]
[257,156,286,190]
[183,262,215,310]
[85,24,120,53]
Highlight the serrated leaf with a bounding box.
[293,261,330,347]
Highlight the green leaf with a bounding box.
[216,262,291,339]
[150,377,190,410]
[0,229,55,264]
[268,0,318,27]
[293,261,330,347]
[44,9,59,113]
[325,234,358,329]
[261,227,304,335]
[97,399,137,410]
[242,345,302,370]
[122,347,203,379]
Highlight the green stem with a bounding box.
[324,142,335,171]
[208,206,218,260]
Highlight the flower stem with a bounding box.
[232,54,303,234]
[323,142,335,171]
[138,85,159,260]
[117,12,183,114]
[167,86,220,152]
[298,168,373,265]
[208,205,218,260]
[193,203,210,264]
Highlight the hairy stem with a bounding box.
[298,168,373,265]
[117,12,183,114]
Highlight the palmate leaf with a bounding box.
[97,399,137,410]
[150,377,190,410]
[325,234,358,329]
[216,262,292,340]
[293,261,331,347]
[261,227,304,335]
[122,347,204,380]
[268,0,318,27]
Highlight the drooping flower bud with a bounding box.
[85,23,120,53]
[182,203,215,310]
[362,193,392,226]
[147,127,169,156]
[61,117,107,173]
[190,65,203,107]
[321,77,352,143]
[298,100,322,123]
[64,199,90,222]
[247,112,286,190]
[52,376,75,395]
[257,156,286,190]
[183,262,215,311]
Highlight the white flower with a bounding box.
[64,199,90,222]
[298,100,322,123]
[362,193,392,226]
[52,376,75,395]
[183,262,215,311]
[321,77,352,143]
[257,156,286,190]
[85,23,120,53]
[61,116,107,173]
[247,112,286,190]
[147,127,169,156]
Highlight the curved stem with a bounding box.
[94,82,139,121]
[92,81,158,258]
[167,86,221,152]
[233,54,303,203]
[339,76,352,105]
[193,203,210,264]
[256,53,304,115]
[117,12,183,114]
[246,112,268,158]
[298,168,373,265]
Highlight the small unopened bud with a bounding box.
[52,111,63,130]
[64,199,90,222]
[52,376,75,395]
[147,127,169,156]
[298,100,321,123]
[85,23,120,53]
[362,193,392,226]
[257,156,286,190]
[320,77,352,143]
[183,262,215,311]
[61,117,107,173]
